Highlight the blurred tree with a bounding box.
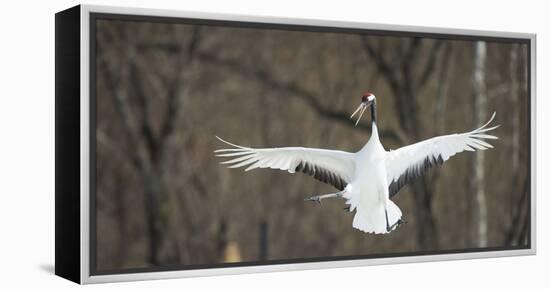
[471,41,488,247]
[505,43,530,247]
[97,24,202,265]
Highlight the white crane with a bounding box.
[215,92,498,234]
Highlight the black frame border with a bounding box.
[55,5,82,284]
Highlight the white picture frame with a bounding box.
[55,4,536,284]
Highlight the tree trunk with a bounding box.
[411,179,437,250]
[361,37,442,250]
[471,41,488,247]
[434,44,453,135]
[505,44,530,246]
[114,179,128,268]
[510,44,520,175]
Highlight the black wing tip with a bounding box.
[389,153,444,198]
[295,161,348,191]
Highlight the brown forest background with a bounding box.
[95,19,530,272]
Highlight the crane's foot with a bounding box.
[304,196,322,204]
[387,217,407,232]
[390,218,405,231]
[304,191,343,204]
[385,209,407,232]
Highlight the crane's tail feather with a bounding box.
[350,200,402,234]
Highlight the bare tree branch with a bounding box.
[195,50,403,144]
[128,60,159,158]
[99,53,173,265]
[402,38,421,93]
[434,43,453,134]
[159,27,202,145]
[361,36,401,94]
[418,41,444,88]
[505,177,529,246]
[404,38,421,64]
[137,39,403,143]
[362,37,420,137]
[97,26,206,265]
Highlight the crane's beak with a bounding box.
[350,101,373,126]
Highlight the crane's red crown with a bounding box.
[361,91,374,102]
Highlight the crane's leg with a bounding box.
[304,191,344,204]
[385,210,391,232]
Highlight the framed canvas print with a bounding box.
[55,4,536,284]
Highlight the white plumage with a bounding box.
[215,93,498,234]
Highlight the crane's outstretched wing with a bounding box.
[385,112,499,198]
[215,137,355,190]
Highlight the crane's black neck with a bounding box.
[371,100,377,123]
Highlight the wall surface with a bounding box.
[0,0,547,288]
